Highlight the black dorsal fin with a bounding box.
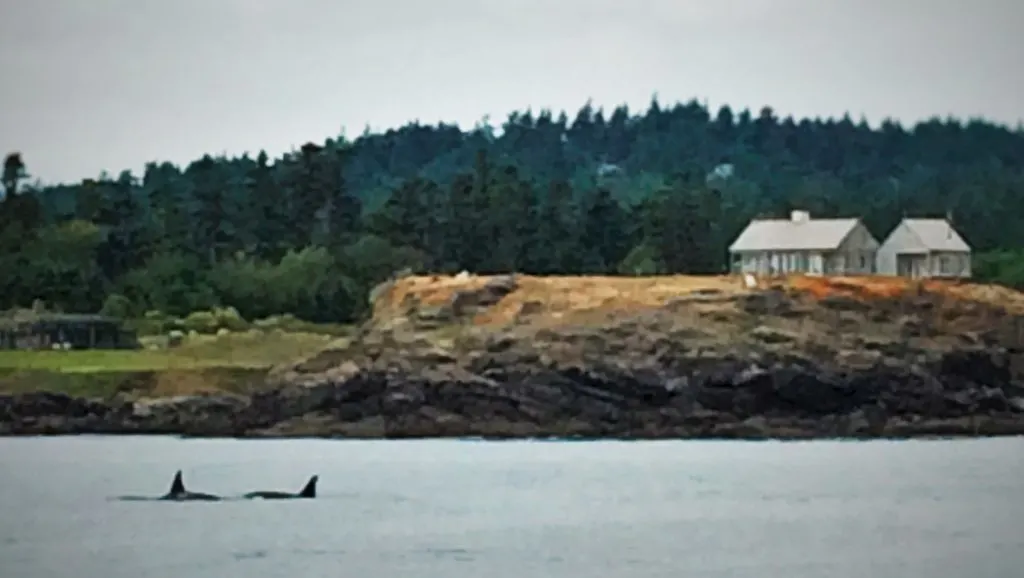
[169,470,185,495]
[299,475,318,498]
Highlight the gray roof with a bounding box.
[729,218,861,252]
[900,218,971,252]
[0,312,121,330]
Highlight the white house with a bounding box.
[875,218,972,279]
[728,210,880,276]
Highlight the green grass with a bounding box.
[0,329,348,398]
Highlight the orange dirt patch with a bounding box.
[789,275,925,300]
[788,275,1024,312]
[373,275,748,327]
[373,274,1024,329]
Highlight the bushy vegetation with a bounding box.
[117,306,344,337]
[2,98,1023,327]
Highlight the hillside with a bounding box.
[289,273,1024,381]
[367,273,1024,328]
[7,273,1022,439]
[2,97,1024,326]
[265,272,1024,438]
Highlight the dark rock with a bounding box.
[738,289,792,316]
[819,294,869,313]
[450,275,519,317]
[938,348,1011,387]
[750,326,797,344]
[4,305,1024,439]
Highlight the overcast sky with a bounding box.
[1,0,1021,184]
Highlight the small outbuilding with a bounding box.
[875,218,972,279]
[0,313,138,350]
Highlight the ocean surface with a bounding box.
[0,436,1022,578]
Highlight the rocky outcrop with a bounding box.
[0,391,253,437]
[3,281,1024,439]
[3,344,1023,439]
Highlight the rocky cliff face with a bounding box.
[3,275,1024,439]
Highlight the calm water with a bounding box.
[1,436,1022,578]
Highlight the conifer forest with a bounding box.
[2,99,1023,323]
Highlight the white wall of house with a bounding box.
[932,250,972,278]
[876,220,928,276]
[892,251,972,279]
[732,250,827,275]
[827,222,879,274]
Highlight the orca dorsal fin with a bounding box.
[169,470,186,495]
[299,475,318,498]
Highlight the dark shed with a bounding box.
[0,313,138,350]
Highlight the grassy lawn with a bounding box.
[0,329,347,398]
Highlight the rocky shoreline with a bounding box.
[3,278,1024,440]
[2,347,1024,440]
[6,336,1024,440]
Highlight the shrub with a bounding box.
[180,307,250,335]
[99,294,133,319]
[181,310,219,334]
[211,306,248,331]
[167,329,185,347]
[126,310,184,336]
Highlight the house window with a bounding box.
[809,253,823,274]
[939,255,953,275]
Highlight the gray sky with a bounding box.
[1,0,1021,185]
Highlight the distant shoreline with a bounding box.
[4,429,1024,442]
[4,274,1024,442]
[2,426,1024,440]
[3,387,1023,441]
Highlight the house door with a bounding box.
[896,255,914,277]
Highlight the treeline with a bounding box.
[2,98,1024,323]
